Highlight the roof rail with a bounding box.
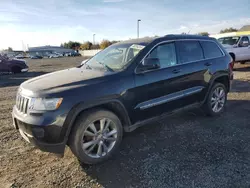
[164,34,176,37]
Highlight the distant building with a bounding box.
[28,46,74,56]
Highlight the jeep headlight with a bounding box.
[29,98,63,111]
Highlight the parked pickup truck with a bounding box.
[218,35,250,64]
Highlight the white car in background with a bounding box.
[49,53,60,58]
[15,54,25,59]
[55,52,63,57]
[64,52,71,57]
[218,35,250,64]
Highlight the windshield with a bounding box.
[0,54,9,60]
[218,36,240,45]
[85,43,146,72]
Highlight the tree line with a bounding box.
[2,27,240,52]
[197,27,239,36]
[62,27,239,51]
[61,40,119,51]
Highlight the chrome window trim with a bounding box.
[135,39,225,74]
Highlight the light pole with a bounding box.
[137,19,141,38]
[93,34,96,45]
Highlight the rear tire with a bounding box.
[240,61,246,64]
[11,66,21,74]
[203,83,227,116]
[69,109,123,164]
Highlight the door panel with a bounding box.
[234,47,250,61]
[174,61,209,106]
[235,36,250,61]
[175,40,210,106]
[0,60,9,73]
[130,40,213,124]
[133,65,188,123]
[131,41,188,123]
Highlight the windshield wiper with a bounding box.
[97,61,114,72]
[85,64,92,69]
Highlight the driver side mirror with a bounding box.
[137,57,160,73]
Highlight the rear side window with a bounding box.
[177,41,204,64]
[200,41,223,59]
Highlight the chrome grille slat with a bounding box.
[21,98,25,112]
[25,99,29,113]
[24,98,27,113]
[16,95,19,109]
[20,97,24,111]
[16,95,18,109]
[16,93,29,114]
[17,95,20,110]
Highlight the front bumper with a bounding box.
[12,106,67,154]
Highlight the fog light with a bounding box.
[32,128,44,138]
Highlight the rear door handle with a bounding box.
[204,62,212,66]
[172,69,181,74]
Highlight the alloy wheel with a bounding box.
[211,87,226,113]
[81,118,118,158]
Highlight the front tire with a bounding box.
[69,109,123,164]
[203,83,227,116]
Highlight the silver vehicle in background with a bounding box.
[218,35,250,64]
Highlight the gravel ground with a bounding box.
[0,58,250,188]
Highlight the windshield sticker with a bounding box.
[130,44,145,50]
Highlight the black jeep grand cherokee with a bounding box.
[12,35,233,164]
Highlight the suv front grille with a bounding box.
[16,94,29,114]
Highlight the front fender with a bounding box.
[61,99,131,144]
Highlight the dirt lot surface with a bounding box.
[1,58,250,188]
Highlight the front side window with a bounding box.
[85,43,146,72]
[177,41,204,64]
[148,42,177,68]
[218,36,240,46]
[239,36,250,47]
[200,41,223,59]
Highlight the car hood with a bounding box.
[10,59,26,64]
[21,67,111,95]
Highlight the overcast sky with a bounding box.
[0,0,249,50]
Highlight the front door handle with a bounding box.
[204,62,212,66]
[172,69,181,74]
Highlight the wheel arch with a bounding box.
[229,52,235,62]
[203,74,230,103]
[63,99,131,144]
